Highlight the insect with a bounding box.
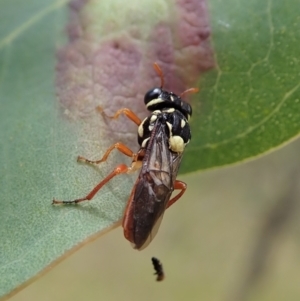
[53,63,198,250]
[151,257,165,281]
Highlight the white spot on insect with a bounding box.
[146,98,164,108]
[138,125,143,138]
[169,135,185,153]
[150,114,157,123]
[166,121,173,132]
[166,122,185,153]
[170,95,174,101]
[181,119,186,128]
[141,137,150,148]
[164,108,175,113]
[138,118,147,137]
[149,124,154,131]
[153,110,162,115]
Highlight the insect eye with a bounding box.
[144,88,162,105]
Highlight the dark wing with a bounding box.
[123,121,183,250]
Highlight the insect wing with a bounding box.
[124,122,183,250]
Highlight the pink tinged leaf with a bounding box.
[56,0,214,151]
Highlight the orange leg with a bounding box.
[97,106,141,126]
[52,164,130,205]
[166,180,187,209]
[77,142,136,165]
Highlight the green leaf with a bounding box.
[0,0,299,299]
[183,0,300,171]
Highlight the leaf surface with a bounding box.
[0,0,299,298]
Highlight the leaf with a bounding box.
[0,0,299,299]
[0,0,212,298]
[183,0,300,171]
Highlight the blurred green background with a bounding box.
[10,138,300,301]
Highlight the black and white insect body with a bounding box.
[124,70,196,249]
[144,87,192,119]
[138,88,192,153]
[53,63,198,251]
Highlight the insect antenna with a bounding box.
[153,62,165,89]
[180,87,199,99]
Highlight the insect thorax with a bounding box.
[138,108,191,153]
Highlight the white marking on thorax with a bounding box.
[163,108,175,113]
[146,98,164,108]
[166,121,185,153]
[166,121,172,133]
[141,137,150,148]
[150,114,157,123]
[169,135,185,153]
[138,117,147,138]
